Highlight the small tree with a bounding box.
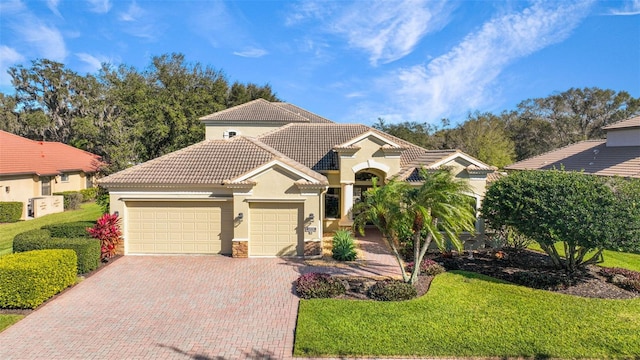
[87,213,122,261]
[354,168,476,284]
[482,170,640,272]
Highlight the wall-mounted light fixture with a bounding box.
[309,213,314,221]
[114,211,119,217]
[5,186,9,193]
[237,212,244,220]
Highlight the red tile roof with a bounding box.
[0,130,102,176]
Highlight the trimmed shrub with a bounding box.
[405,258,446,276]
[0,202,23,223]
[0,249,77,309]
[368,280,417,301]
[80,188,98,202]
[42,221,94,238]
[332,229,357,261]
[295,273,346,299]
[14,230,100,274]
[13,229,52,252]
[53,191,84,210]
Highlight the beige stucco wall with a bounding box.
[203,122,288,140]
[52,172,88,193]
[338,136,402,183]
[0,175,38,219]
[606,128,640,147]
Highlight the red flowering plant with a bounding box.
[87,213,122,261]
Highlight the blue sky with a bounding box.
[1,0,639,126]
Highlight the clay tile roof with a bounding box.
[257,124,429,172]
[505,139,640,178]
[272,103,334,123]
[602,115,640,130]
[199,99,311,123]
[99,136,327,186]
[0,130,102,176]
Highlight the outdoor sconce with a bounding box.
[237,212,244,220]
[309,213,314,221]
[114,211,119,217]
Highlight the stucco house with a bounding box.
[100,99,496,258]
[505,115,640,178]
[0,130,102,219]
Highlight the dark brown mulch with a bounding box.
[0,255,123,315]
[432,249,638,300]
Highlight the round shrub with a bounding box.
[13,229,52,252]
[405,258,446,276]
[332,229,357,261]
[0,202,23,223]
[295,272,346,299]
[368,280,417,301]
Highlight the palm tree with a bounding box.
[354,168,477,284]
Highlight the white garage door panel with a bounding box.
[250,203,302,257]
[127,201,231,254]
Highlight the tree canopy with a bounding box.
[1,53,278,173]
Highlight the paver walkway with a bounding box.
[0,230,403,359]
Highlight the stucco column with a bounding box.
[339,181,354,226]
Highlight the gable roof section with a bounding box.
[258,123,428,171]
[271,103,334,123]
[199,99,311,123]
[0,130,101,176]
[99,136,327,186]
[602,115,640,130]
[505,139,640,178]
[395,150,496,182]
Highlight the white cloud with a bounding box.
[20,23,67,61]
[288,0,454,66]
[76,53,110,73]
[119,1,143,22]
[86,0,112,14]
[609,0,640,15]
[377,1,594,123]
[233,48,268,58]
[46,0,61,16]
[0,46,25,86]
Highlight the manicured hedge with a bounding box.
[42,221,94,238]
[0,249,77,309]
[53,191,84,210]
[13,229,52,250]
[80,188,98,202]
[0,202,23,223]
[14,229,101,274]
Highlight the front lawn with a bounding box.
[0,314,24,332]
[528,243,640,272]
[0,203,102,256]
[295,271,640,358]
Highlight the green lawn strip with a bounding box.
[528,243,640,272]
[0,203,102,256]
[294,271,640,358]
[0,314,24,332]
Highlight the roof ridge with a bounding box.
[268,102,315,123]
[198,99,266,120]
[273,103,335,123]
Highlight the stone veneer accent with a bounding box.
[304,240,322,258]
[232,241,248,258]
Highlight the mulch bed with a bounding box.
[432,249,638,300]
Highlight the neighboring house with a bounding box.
[0,130,102,219]
[100,99,496,258]
[505,115,640,178]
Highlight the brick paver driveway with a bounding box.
[0,256,304,359]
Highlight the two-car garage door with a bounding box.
[125,201,302,256]
[126,201,233,254]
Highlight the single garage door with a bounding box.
[127,201,232,254]
[250,203,302,256]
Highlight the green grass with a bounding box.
[0,314,24,332]
[295,271,640,358]
[0,203,102,256]
[528,243,640,272]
